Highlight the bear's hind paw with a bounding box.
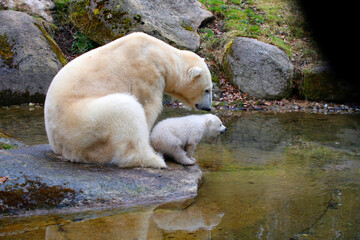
[143,155,167,169]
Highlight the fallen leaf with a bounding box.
[0,176,9,184]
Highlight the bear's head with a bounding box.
[205,114,227,137]
[165,52,213,111]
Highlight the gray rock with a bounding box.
[0,0,55,22]
[0,10,66,106]
[0,144,202,215]
[301,63,360,102]
[224,37,293,100]
[69,0,214,51]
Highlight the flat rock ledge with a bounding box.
[0,144,202,216]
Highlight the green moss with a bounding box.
[0,129,15,140]
[181,21,194,31]
[0,143,16,150]
[0,176,76,214]
[285,141,352,169]
[34,22,68,66]
[0,129,19,150]
[70,0,142,44]
[94,8,100,15]
[222,40,234,84]
[70,0,117,43]
[0,34,17,69]
[300,67,357,102]
[301,69,326,100]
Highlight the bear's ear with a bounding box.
[188,66,202,79]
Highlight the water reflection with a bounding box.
[45,207,157,240]
[0,107,47,145]
[44,202,225,240]
[0,108,359,239]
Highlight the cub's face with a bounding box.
[206,115,227,137]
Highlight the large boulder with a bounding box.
[0,144,202,215]
[0,0,55,22]
[0,10,66,106]
[224,37,293,100]
[300,64,360,102]
[69,0,214,51]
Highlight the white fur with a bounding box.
[44,32,213,168]
[45,93,166,168]
[150,114,226,165]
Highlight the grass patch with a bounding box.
[198,0,322,71]
[0,142,16,150]
[71,31,96,54]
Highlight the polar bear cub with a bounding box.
[150,114,227,165]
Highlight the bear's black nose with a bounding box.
[221,128,227,134]
[196,104,211,111]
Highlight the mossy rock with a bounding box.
[0,129,24,150]
[300,64,359,102]
[0,0,55,22]
[69,0,140,44]
[0,10,66,106]
[223,37,293,100]
[69,0,213,50]
[0,144,202,215]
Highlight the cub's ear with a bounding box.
[206,118,213,127]
[188,66,202,79]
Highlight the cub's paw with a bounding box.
[176,156,196,166]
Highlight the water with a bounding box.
[0,107,47,145]
[0,107,360,239]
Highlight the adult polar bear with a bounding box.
[44,32,212,168]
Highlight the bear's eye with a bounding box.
[205,89,210,94]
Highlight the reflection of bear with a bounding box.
[44,32,213,168]
[45,203,225,239]
[45,206,159,240]
[150,114,227,165]
[153,204,225,232]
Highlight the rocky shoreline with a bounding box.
[2,98,360,115]
[0,144,202,216]
[166,98,360,115]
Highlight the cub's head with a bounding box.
[205,114,227,137]
[165,51,213,111]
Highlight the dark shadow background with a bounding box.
[299,1,359,102]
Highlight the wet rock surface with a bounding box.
[0,144,202,215]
